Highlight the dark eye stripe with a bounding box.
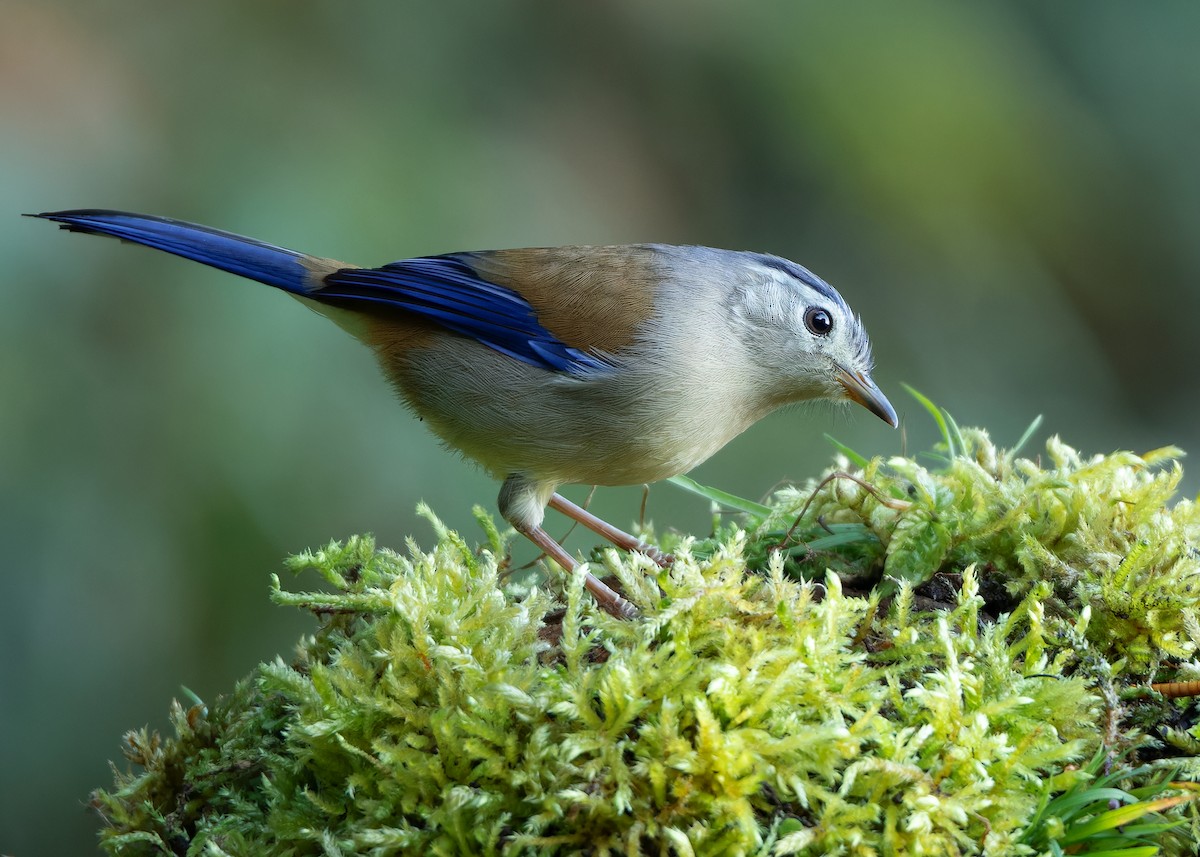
[754,254,843,306]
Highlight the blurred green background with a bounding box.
[5,1,1200,852]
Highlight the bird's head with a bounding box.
[726,254,897,428]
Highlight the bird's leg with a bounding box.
[515,521,640,620]
[548,493,672,567]
[500,475,639,620]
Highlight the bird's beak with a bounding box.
[835,364,898,428]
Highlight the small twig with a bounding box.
[776,471,911,551]
[1151,680,1200,699]
[851,599,878,649]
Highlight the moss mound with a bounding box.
[94,425,1200,855]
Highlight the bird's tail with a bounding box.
[27,209,340,294]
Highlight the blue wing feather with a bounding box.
[317,256,613,375]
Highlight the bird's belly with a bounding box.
[388,342,761,487]
[563,417,749,486]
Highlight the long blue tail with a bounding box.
[33,209,616,374]
[28,210,319,294]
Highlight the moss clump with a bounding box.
[94,424,1200,855]
[759,430,1200,673]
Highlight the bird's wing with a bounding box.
[315,256,611,374]
[315,247,663,375]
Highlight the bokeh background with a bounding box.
[4,1,1200,852]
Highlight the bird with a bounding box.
[31,209,897,619]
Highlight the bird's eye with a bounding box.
[804,307,833,337]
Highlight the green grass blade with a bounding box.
[824,434,871,469]
[1061,794,1194,844]
[902,383,955,458]
[1049,788,1138,818]
[1012,414,1044,457]
[944,409,966,458]
[781,523,876,554]
[666,475,773,520]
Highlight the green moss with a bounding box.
[93,423,1200,855]
[748,430,1200,675]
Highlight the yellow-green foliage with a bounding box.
[93,425,1200,855]
[762,429,1200,673]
